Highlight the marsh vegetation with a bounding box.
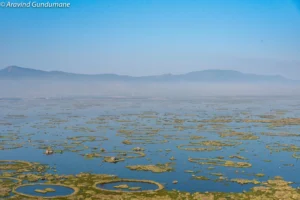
[1,96,300,199]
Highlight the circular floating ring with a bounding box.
[0,177,22,183]
[93,179,164,193]
[0,160,33,170]
[13,183,79,199]
[292,153,300,159]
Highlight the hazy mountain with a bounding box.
[0,66,293,83]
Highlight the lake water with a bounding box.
[1,96,300,194]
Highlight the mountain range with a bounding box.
[0,66,295,83]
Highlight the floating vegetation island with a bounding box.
[126,163,174,173]
[2,97,300,199]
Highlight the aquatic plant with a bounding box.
[126,163,174,173]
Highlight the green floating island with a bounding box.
[34,188,56,194]
[94,179,164,193]
[177,144,222,152]
[114,184,129,189]
[126,163,174,173]
[188,157,252,168]
[104,156,125,163]
[129,187,141,191]
[193,176,210,181]
[231,179,260,185]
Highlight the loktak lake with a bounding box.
[1,96,300,199]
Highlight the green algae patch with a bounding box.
[126,163,174,173]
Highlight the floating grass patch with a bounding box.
[94,179,164,193]
[255,173,265,177]
[188,158,252,168]
[229,155,248,160]
[163,134,204,141]
[67,136,108,142]
[190,140,242,147]
[114,184,129,189]
[231,178,260,185]
[0,177,21,197]
[103,157,125,163]
[89,151,145,159]
[266,143,300,152]
[218,131,259,140]
[177,144,222,152]
[261,132,300,137]
[126,163,174,173]
[0,160,47,174]
[193,176,210,180]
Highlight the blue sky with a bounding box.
[1,0,300,78]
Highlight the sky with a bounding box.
[1,0,300,78]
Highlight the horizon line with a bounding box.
[1,65,286,78]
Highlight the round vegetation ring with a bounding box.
[293,153,300,159]
[13,183,79,199]
[0,177,22,184]
[0,160,33,166]
[94,179,164,193]
[0,160,34,171]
